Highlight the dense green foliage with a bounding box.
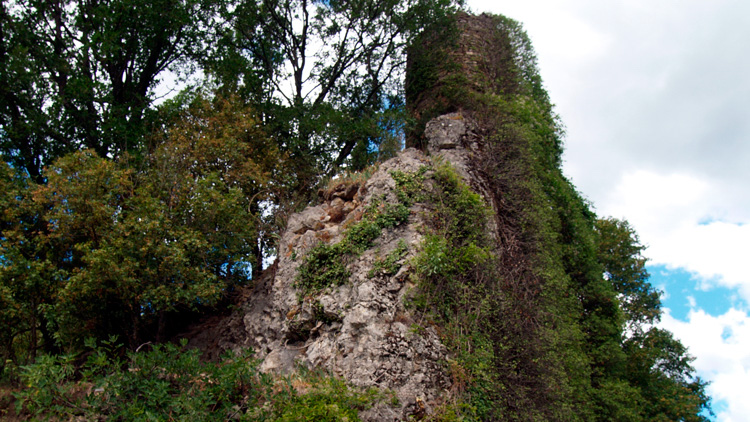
[0,0,220,181]
[9,338,386,420]
[405,13,712,422]
[0,95,281,363]
[210,0,461,183]
[1,3,713,421]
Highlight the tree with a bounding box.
[0,95,282,351]
[623,328,711,421]
[594,217,711,421]
[149,94,286,278]
[0,161,59,366]
[595,217,661,332]
[209,0,462,191]
[0,2,58,181]
[0,0,220,181]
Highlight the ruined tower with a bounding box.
[405,13,525,148]
[188,13,586,421]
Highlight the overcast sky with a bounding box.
[465,1,750,420]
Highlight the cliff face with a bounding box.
[185,12,711,422]
[188,114,488,420]
[186,13,589,421]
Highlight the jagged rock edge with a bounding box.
[186,113,488,421]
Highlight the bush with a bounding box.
[270,368,387,422]
[13,338,389,421]
[15,338,259,420]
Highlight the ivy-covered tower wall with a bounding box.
[405,13,519,147]
[406,12,623,420]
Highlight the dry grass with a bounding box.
[319,164,378,201]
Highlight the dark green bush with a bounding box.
[13,338,388,421]
[15,338,259,420]
[295,243,351,295]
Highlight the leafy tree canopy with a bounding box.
[1,0,220,180]
[0,95,281,356]
[596,217,661,332]
[209,0,463,190]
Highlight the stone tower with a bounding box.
[405,13,519,148]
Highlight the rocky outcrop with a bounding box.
[187,112,492,420]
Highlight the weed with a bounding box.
[390,166,428,206]
[12,338,392,421]
[404,161,502,420]
[369,240,409,278]
[269,367,385,421]
[295,243,350,296]
[322,164,379,192]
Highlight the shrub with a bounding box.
[13,338,389,421]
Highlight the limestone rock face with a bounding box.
[188,114,489,420]
[424,112,481,179]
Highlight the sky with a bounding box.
[464,0,750,420]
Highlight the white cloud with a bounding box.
[661,309,750,422]
[601,170,710,229]
[655,222,750,295]
[464,1,750,419]
[599,169,750,301]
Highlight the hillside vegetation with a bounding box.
[1,2,711,420]
[404,13,711,420]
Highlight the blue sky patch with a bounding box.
[697,217,718,226]
[706,398,728,420]
[647,264,744,320]
[720,326,732,341]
